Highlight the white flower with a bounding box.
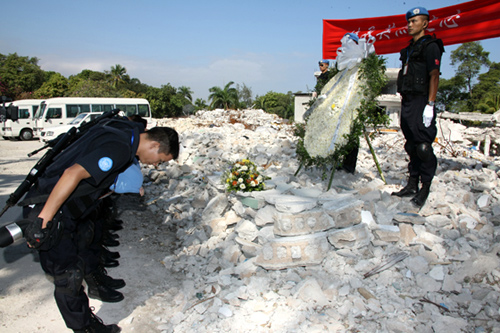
[240,165,248,171]
[257,175,263,182]
[250,181,257,187]
[239,184,246,189]
[304,66,363,158]
[238,178,243,183]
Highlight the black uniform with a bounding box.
[22,119,141,330]
[397,35,444,183]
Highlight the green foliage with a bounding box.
[0,53,45,99]
[194,98,208,111]
[33,73,69,98]
[145,84,185,118]
[295,54,389,178]
[236,83,253,109]
[450,42,491,99]
[254,91,294,120]
[105,64,127,89]
[208,81,239,110]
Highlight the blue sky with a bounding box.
[2,0,499,101]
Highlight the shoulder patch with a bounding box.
[98,157,113,172]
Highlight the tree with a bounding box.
[473,62,500,108]
[106,64,127,88]
[208,81,239,110]
[146,84,183,118]
[437,76,468,112]
[67,79,118,97]
[177,86,193,102]
[254,91,294,120]
[194,98,208,110]
[33,72,68,98]
[236,83,253,109]
[0,53,45,99]
[450,42,491,99]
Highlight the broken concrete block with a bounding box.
[399,223,416,246]
[255,232,330,270]
[392,212,425,225]
[323,198,364,228]
[373,225,400,242]
[254,205,278,226]
[235,219,258,242]
[294,278,329,306]
[274,210,335,236]
[202,194,229,222]
[327,224,371,249]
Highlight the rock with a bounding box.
[327,224,372,249]
[255,232,330,270]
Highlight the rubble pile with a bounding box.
[120,109,500,332]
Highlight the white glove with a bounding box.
[423,104,434,127]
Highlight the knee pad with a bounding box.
[416,142,433,161]
[54,260,85,297]
[404,141,416,156]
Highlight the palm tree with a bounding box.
[106,64,127,88]
[208,81,239,110]
[194,98,208,110]
[177,86,193,102]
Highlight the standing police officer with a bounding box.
[22,119,179,333]
[393,6,444,207]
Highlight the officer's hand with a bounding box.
[423,104,434,128]
[25,217,63,250]
[25,218,49,249]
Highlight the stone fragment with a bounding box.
[255,232,330,270]
[202,194,229,222]
[399,223,416,246]
[254,205,278,226]
[477,194,491,210]
[235,219,258,241]
[265,194,318,213]
[294,278,329,306]
[392,212,425,224]
[235,237,261,258]
[373,225,400,242]
[431,316,468,332]
[428,265,445,281]
[323,198,364,228]
[274,210,335,236]
[327,224,371,249]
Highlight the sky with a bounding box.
[2,0,499,102]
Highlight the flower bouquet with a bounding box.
[222,159,269,193]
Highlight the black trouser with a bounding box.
[23,202,100,330]
[400,94,437,183]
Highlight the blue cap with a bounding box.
[344,33,359,43]
[319,60,329,65]
[406,7,429,21]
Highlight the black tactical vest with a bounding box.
[397,36,444,96]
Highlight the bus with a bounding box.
[33,97,153,137]
[1,99,44,140]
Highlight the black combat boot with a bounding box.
[411,182,431,207]
[90,265,126,289]
[102,246,120,259]
[73,307,121,333]
[100,253,119,268]
[85,272,124,303]
[392,176,419,197]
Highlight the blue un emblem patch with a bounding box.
[98,157,113,172]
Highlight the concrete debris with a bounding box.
[121,110,500,332]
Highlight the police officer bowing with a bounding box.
[393,6,444,207]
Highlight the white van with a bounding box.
[0,99,44,140]
[39,112,103,142]
[33,97,153,137]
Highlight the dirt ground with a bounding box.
[0,137,179,332]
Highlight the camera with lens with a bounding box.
[0,96,19,122]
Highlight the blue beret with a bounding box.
[406,7,429,21]
[319,60,330,65]
[344,33,359,43]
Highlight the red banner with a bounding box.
[323,0,500,59]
